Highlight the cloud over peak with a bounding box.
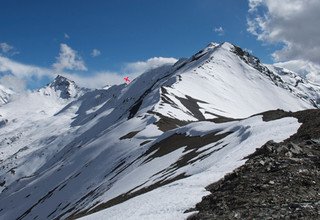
[65,56,178,88]
[0,49,177,90]
[53,44,87,72]
[214,26,225,36]
[0,56,51,78]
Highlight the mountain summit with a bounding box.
[114,41,319,121]
[39,75,82,99]
[0,42,319,220]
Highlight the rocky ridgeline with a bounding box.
[189,109,320,219]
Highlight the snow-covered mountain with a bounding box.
[39,75,86,99]
[0,42,319,220]
[0,84,15,105]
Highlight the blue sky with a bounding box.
[1,0,317,89]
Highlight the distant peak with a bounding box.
[196,42,235,56]
[204,42,234,50]
[39,75,80,99]
[51,75,74,84]
[49,75,78,89]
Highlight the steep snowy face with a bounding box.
[39,75,83,99]
[0,76,84,169]
[147,42,319,120]
[48,42,319,126]
[231,45,320,108]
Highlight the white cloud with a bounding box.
[214,26,225,36]
[247,0,320,64]
[0,43,13,53]
[62,72,124,88]
[64,57,177,88]
[248,0,263,12]
[122,57,177,75]
[0,56,51,78]
[53,43,87,72]
[1,46,177,90]
[64,33,70,39]
[0,75,26,93]
[0,55,53,92]
[91,49,101,57]
[0,42,19,56]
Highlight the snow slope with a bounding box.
[0,76,84,183]
[0,42,318,220]
[151,42,317,120]
[79,117,300,220]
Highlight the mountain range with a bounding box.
[0,42,319,220]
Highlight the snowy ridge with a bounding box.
[0,42,318,220]
[151,42,318,120]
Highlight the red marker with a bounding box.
[124,76,131,84]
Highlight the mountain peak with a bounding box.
[39,75,81,99]
[204,42,234,51]
[50,75,74,86]
[189,42,236,63]
[206,42,220,49]
[221,41,234,47]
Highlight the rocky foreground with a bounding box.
[189,109,320,219]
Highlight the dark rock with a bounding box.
[189,109,320,220]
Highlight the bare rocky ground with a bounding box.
[188,109,320,220]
